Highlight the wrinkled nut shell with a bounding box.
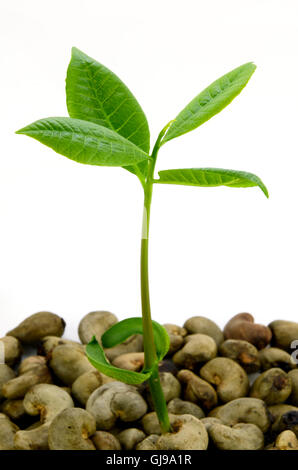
[6,312,65,345]
[223,313,272,349]
[183,316,224,347]
[249,368,292,405]
[78,311,118,344]
[200,357,249,403]
[48,408,96,450]
[219,339,261,373]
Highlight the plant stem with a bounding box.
[140,143,171,434]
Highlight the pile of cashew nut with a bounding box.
[0,310,298,450]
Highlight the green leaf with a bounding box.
[66,47,150,178]
[16,117,150,167]
[156,168,269,198]
[162,62,256,144]
[102,317,170,361]
[86,336,151,385]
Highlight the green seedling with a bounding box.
[16,48,268,433]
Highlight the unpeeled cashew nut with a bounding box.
[209,422,264,450]
[48,408,96,450]
[183,316,224,347]
[49,344,95,385]
[219,339,260,374]
[223,313,272,349]
[163,324,187,355]
[0,413,19,450]
[177,369,217,410]
[14,384,74,450]
[92,430,121,450]
[86,381,147,430]
[288,370,298,406]
[117,428,146,450]
[112,352,144,372]
[71,370,103,406]
[200,357,249,402]
[78,310,118,344]
[269,320,298,351]
[156,414,208,450]
[6,311,65,345]
[167,398,205,419]
[0,336,22,366]
[249,368,292,405]
[0,364,16,400]
[145,372,181,408]
[173,334,217,369]
[208,397,271,432]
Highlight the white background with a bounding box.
[1,0,297,341]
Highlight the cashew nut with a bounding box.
[49,344,95,385]
[219,339,260,373]
[92,430,121,450]
[86,381,147,430]
[259,347,296,371]
[78,310,118,344]
[48,408,96,450]
[173,334,217,369]
[167,398,205,419]
[71,370,102,406]
[269,320,298,351]
[117,428,146,450]
[156,414,208,450]
[200,357,249,402]
[183,316,224,347]
[163,324,187,354]
[249,368,292,405]
[0,336,22,366]
[224,313,272,349]
[112,352,144,371]
[209,422,264,450]
[288,370,298,406]
[0,413,19,450]
[177,369,217,410]
[6,312,65,345]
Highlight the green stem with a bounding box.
[140,132,172,434]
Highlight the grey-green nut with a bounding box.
[209,397,271,432]
[219,339,260,373]
[259,347,297,372]
[209,422,264,450]
[177,369,217,410]
[173,334,217,369]
[249,368,292,405]
[167,398,205,419]
[6,312,65,345]
[48,408,96,450]
[156,414,208,450]
[200,357,249,403]
[78,310,118,344]
[183,316,224,347]
[117,428,146,450]
[288,370,298,406]
[0,336,22,367]
[163,324,187,355]
[0,413,19,450]
[269,320,298,351]
[86,381,147,430]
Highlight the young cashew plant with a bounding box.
[16,48,268,434]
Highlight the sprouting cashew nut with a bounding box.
[86,381,147,430]
[163,324,187,355]
[2,356,52,400]
[258,347,297,372]
[0,413,19,450]
[249,367,292,405]
[14,384,74,450]
[142,411,177,435]
[49,344,95,385]
[177,369,218,410]
[200,357,249,403]
[209,422,264,450]
[167,398,205,419]
[0,336,22,366]
[117,428,146,450]
[183,316,224,347]
[223,313,272,349]
[219,339,261,374]
[48,408,96,450]
[92,430,122,450]
[6,312,65,345]
[0,364,16,400]
[269,320,298,351]
[173,334,217,369]
[78,310,118,344]
[145,372,181,408]
[156,414,208,450]
[112,352,144,372]
[71,370,103,406]
[208,397,271,432]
